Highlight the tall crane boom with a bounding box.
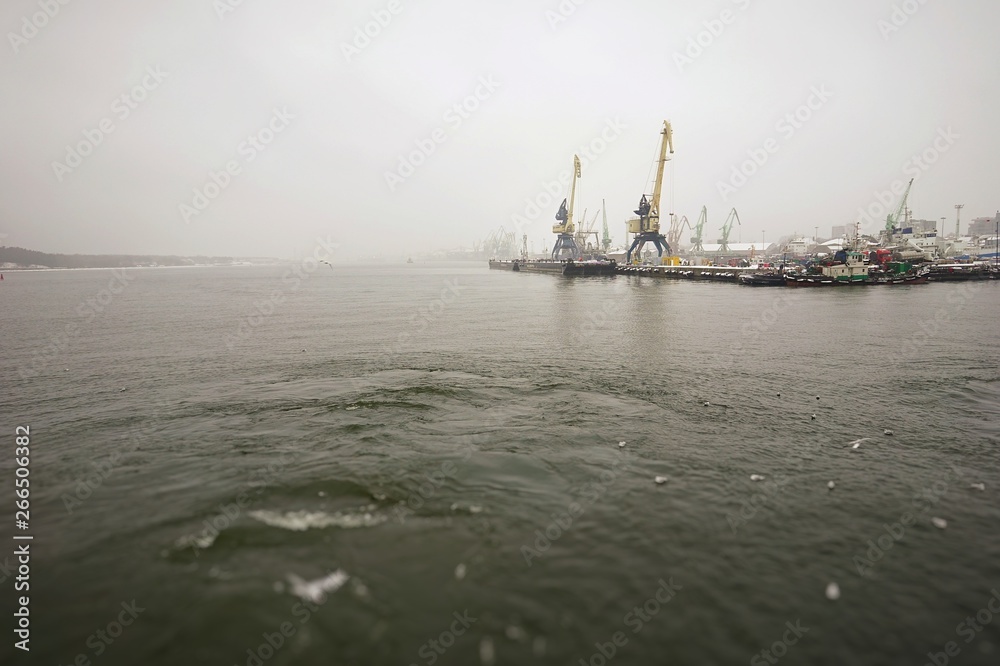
[667,214,690,252]
[885,177,914,235]
[690,206,707,253]
[625,120,674,263]
[551,155,583,259]
[719,208,741,252]
[649,121,674,230]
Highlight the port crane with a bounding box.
[576,208,601,252]
[552,155,582,259]
[601,199,612,252]
[884,177,914,238]
[690,206,707,253]
[718,208,741,252]
[667,214,690,255]
[626,120,674,264]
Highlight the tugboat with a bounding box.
[786,249,868,287]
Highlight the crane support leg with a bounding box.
[626,232,671,264]
[552,234,581,260]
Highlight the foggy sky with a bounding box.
[1,0,998,259]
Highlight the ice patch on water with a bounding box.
[249,508,386,531]
[286,569,350,604]
[173,530,217,551]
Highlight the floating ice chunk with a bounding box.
[505,625,526,641]
[654,476,668,485]
[286,569,349,604]
[825,582,841,600]
[931,517,948,529]
[174,531,217,551]
[479,636,495,666]
[750,474,766,482]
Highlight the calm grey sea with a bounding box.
[1,263,999,666]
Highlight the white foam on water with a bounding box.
[173,530,217,551]
[286,569,350,604]
[250,508,387,531]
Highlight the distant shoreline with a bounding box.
[0,245,281,270]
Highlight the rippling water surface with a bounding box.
[2,263,999,665]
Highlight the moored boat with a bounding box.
[785,249,868,286]
[739,272,786,287]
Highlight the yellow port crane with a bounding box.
[626,120,674,263]
[552,155,582,259]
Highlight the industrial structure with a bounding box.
[625,120,674,264]
[551,155,582,259]
[690,206,707,253]
[718,208,741,253]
